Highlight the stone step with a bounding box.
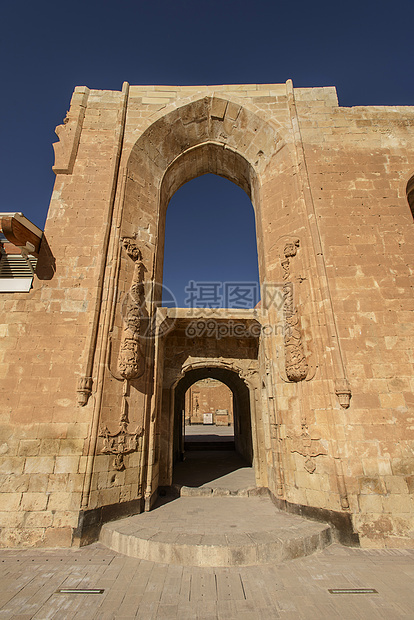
[170,484,264,497]
[184,440,235,450]
[100,495,332,567]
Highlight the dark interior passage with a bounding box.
[173,367,254,489]
[173,450,255,491]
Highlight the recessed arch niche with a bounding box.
[121,96,289,303]
[108,95,299,514]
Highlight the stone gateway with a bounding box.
[0,82,413,550]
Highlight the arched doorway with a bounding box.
[155,310,263,499]
[173,367,253,462]
[106,96,285,513]
[154,140,265,305]
[170,366,255,491]
[184,378,235,450]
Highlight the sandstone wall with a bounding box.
[295,92,414,545]
[185,379,233,425]
[0,82,412,548]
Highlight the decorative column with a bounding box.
[97,236,147,471]
[117,236,146,380]
[281,238,309,383]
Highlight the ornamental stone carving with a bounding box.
[289,433,328,474]
[77,376,93,407]
[99,423,143,471]
[335,378,352,409]
[99,379,144,471]
[118,237,146,380]
[281,239,309,382]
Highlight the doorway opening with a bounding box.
[172,367,255,492]
[184,377,235,451]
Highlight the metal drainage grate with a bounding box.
[57,589,104,595]
[328,588,378,595]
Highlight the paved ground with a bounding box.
[1,543,414,619]
[3,439,413,618]
[120,495,312,535]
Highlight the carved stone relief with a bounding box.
[281,238,309,382]
[99,380,143,470]
[288,432,328,474]
[118,237,146,380]
[96,237,148,470]
[99,422,143,471]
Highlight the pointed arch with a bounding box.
[121,97,288,297]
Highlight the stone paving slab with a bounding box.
[100,496,331,566]
[1,543,414,618]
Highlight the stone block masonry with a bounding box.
[0,81,413,549]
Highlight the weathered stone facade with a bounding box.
[0,82,413,549]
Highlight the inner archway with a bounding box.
[184,377,235,453]
[171,367,255,491]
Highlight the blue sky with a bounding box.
[163,175,259,307]
[1,0,413,305]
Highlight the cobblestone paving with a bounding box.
[1,543,413,619]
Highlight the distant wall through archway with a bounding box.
[173,366,253,468]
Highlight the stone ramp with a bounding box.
[100,495,332,567]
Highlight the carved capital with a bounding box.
[77,376,93,406]
[335,378,352,409]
